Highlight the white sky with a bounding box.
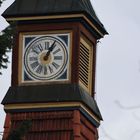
[0,0,140,140]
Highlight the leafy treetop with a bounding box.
[0,0,15,75]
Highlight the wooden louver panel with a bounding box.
[79,37,93,94]
[79,44,90,88]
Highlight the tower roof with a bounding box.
[2,0,108,35]
[2,84,103,122]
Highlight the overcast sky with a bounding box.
[0,0,140,140]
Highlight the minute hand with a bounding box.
[48,41,56,52]
[45,41,56,59]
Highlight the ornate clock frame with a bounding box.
[18,31,72,85]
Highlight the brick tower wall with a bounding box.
[3,110,98,140]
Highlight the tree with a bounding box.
[7,120,32,140]
[0,24,14,75]
[0,0,15,75]
[0,0,5,6]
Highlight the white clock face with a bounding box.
[22,33,70,82]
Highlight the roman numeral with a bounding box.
[36,43,43,52]
[44,65,47,75]
[52,62,60,69]
[32,48,40,54]
[30,61,39,70]
[48,65,53,73]
[29,56,38,61]
[36,64,43,74]
[53,48,61,55]
[32,44,43,54]
[54,56,62,60]
[45,41,49,50]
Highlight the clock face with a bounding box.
[21,33,70,82]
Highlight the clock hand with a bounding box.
[44,41,56,60]
[48,41,56,52]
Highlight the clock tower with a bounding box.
[2,0,108,139]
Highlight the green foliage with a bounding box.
[7,120,32,140]
[0,0,15,75]
[0,23,15,75]
[0,0,5,6]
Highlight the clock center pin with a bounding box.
[40,52,52,65]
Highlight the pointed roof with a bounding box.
[2,0,108,35]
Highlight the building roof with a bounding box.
[2,0,108,35]
[2,84,103,121]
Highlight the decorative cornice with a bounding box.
[6,14,104,37]
[4,101,100,124]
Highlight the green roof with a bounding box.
[2,84,103,121]
[2,0,108,35]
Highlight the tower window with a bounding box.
[79,37,93,95]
